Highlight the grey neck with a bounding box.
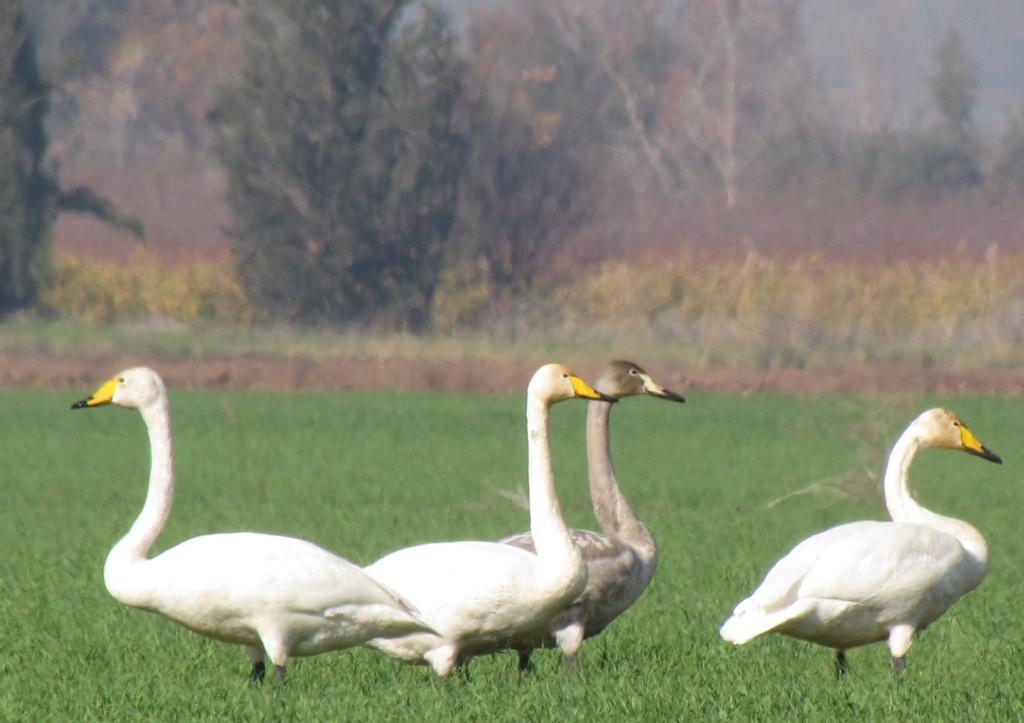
[586,399,656,562]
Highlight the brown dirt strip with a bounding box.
[1,352,1022,395]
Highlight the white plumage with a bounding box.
[720,407,1001,674]
[73,367,433,680]
[362,363,616,676]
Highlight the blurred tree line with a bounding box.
[6,0,1024,326]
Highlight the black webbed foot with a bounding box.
[516,650,534,673]
[835,650,849,679]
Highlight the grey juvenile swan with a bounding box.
[499,360,685,669]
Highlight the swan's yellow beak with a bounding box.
[569,374,617,403]
[960,423,1002,464]
[71,377,119,409]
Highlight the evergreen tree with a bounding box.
[0,2,142,316]
[921,25,981,190]
[851,25,982,198]
[0,4,53,314]
[212,0,466,329]
[992,98,1024,193]
[928,26,978,143]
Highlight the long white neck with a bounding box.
[587,400,656,563]
[883,428,987,565]
[104,397,174,594]
[526,395,581,572]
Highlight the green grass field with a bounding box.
[2,386,1021,720]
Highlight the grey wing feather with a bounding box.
[498,530,537,553]
[499,528,630,563]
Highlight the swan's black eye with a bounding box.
[118,377,125,383]
[562,373,568,379]
[629,368,639,375]
[952,421,960,427]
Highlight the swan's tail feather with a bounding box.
[720,613,770,645]
[374,587,439,637]
[402,608,440,637]
[379,608,440,637]
[719,596,766,644]
[720,599,812,644]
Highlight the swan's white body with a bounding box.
[75,367,432,679]
[363,364,613,676]
[720,408,1001,672]
[499,361,684,669]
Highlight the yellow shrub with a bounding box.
[538,248,1024,365]
[41,246,1024,368]
[42,251,254,324]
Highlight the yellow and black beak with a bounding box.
[641,375,685,403]
[569,374,618,404]
[960,423,1002,464]
[71,377,119,410]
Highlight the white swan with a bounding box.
[362,363,616,676]
[499,360,685,670]
[720,407,1002,675]
[72,367,434,681]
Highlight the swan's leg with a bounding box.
[260,632,291,682]
[834,650,848,678]
[516,649,534,672]
[555,621,585,671]
[246,645,266,683]
[887,624,914,677]
[424,643,460,677]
